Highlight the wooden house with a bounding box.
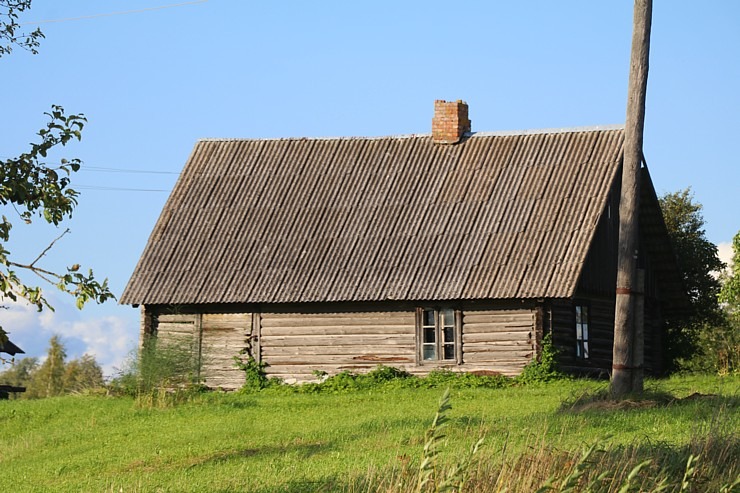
[121,100,685,389]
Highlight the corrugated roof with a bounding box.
[121,127,625,305]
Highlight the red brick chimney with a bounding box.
[432,100,471,144]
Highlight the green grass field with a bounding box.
[1,374,738,492]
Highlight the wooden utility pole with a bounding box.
[612,0,652,398]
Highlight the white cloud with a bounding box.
[717,242,733,274]
[1,296,138,378]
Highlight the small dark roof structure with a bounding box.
[0,338,25,356]
[122,125,647,306]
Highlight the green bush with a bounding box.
[233,336,564,395]
[516,334,563,384]
[241,364,517,394]
[367,364,413,383]
[677,319,739,376]
[235,356,283,393]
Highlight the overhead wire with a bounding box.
[75,166,177,191]
[10,1,205,191]
[1,156,178,192]
[1,155,180,174]
[80,165,179,175]
[75,185,170,192]
[76,165,179,190]
[19,0,209,26]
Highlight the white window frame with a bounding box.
[575,304,590,359]
[416,307,462,364]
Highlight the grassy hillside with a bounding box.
[0,374,737,492]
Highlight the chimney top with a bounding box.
[432,100,471,144]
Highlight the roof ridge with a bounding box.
[470,123,624,137]
[197,124,624,143]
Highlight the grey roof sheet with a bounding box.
[121,127,625,305]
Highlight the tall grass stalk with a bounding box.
[354,391,739,493]
[358,435,738,492]
[415,388,485,493]
[110,337,203,408]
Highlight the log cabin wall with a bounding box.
[199,313,251,389]
[576,188,619,296]
[549,297,614,376]
[259,305,416,383]
[549,295,663,376]
[550,184,668,376]
[145,305,253,390]
[643,297,664,374]
[460,307,536,376]
[144,301,538,387]
[259,301,537,382]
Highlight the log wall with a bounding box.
[550,298,614,375]
[200,313,251,389]
[145,302,538,387]
[259,309,416,383]
[550,295,663,376]
[460,308,535,376]
[155,313,199,341]
[259,304,536,382]
[150,311,252,390]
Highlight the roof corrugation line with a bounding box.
[121,126,625,305]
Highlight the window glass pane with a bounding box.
[575,306,582,324]
[582,306,589,321]
[583,324,589,340]
[443,344,455,360]
[419,307,459,363]
[576,343,582,358]
[583,342,589,359]
[423,344,436,360]
[423,327,436,343]
[576,325,583,339]
[443,327,454,343]
[443,309,454,327]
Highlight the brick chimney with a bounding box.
[432,100,471,144]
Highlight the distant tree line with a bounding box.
[0,335,105,398]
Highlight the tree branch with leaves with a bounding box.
[0,0,43,56]
[1,1,114,345]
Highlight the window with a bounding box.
[575,305,589,359]
[417,308,461,363]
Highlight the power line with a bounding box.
[2,156,175,191]
[81,165,179,175]
[75,185,170,193]
[1,156,180,175]
[20,1,209,26]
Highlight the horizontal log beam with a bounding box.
[261,326,413,337]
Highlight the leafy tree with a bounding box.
[2,336,106,398]
[719,231,740,312]
[659,189,725,370]
[0,355,37,398]
[659,188,724,322]
[711,230,740,374]
[0,0,114,344]
[62,353,104,393]
[26,334,66,398]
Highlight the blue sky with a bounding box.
[1,0,738,375]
